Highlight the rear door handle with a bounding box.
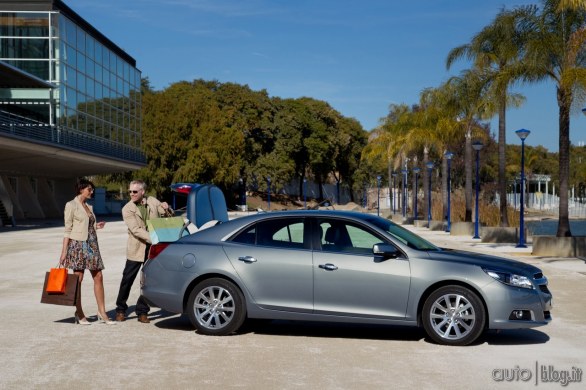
[318,263,338,271]
[238,256,257,263]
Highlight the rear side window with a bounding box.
[231,225,256,245]
[231,218,306,249]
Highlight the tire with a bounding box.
[187,278,246,336]
[422,285,486,346]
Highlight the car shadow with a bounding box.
[144,314,550,346]
[239,320,426,342]
[481,329,550,345]
[153,311,194,331]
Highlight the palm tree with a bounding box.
[362,104,414,209]
[557,0,586,11]
[447,8,528,227]
[441,70,494,222]
[520,0,586,236]
[416,87,461,221]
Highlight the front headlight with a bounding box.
[483,269,534,289]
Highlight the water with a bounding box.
[527,220,586,236]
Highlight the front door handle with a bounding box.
[238,256,257,263]
[318,263,338,271]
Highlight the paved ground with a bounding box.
[0,215,585,389]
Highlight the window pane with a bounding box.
[0,13,49,37]
[86,36,95,60]
[0,38,49,58]
[257,219,305,249]
[5,59,49,80]
[76,26,85,52]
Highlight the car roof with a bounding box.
[181,209,385,242]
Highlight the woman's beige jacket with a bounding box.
[63,197,96,241]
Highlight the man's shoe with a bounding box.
[115,312,125,322]
[137,314,150,323]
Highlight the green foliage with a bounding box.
[132,79,366,203]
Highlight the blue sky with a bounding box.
[73,0,586,152]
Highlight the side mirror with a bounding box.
[373,243,400,259]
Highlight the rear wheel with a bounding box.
[187,278,246,335]
[422,285,485,346]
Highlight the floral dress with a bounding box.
[63,214,105,271]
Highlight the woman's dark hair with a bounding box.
[75,178,95,194]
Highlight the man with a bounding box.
[115,180,172,323]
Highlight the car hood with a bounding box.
[428,248,541,275]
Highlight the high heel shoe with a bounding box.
[96,313,116,325]
[74,314,91,325]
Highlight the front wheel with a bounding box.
[187,278,246,335]
[422,285,485,346]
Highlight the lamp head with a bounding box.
[413,167,421,174]
[426,161,434,169]
[444,152,454,160]
[515,128,531,140]
[472,141,483,151]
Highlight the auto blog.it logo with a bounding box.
[492,362,582,386]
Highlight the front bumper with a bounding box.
[485,277,552,330]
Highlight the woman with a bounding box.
[60,178,115,325]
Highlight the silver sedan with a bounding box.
[141,210,552,346]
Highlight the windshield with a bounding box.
[366,216,440,251]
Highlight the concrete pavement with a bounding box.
[0,215,585,389]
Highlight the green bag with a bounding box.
[147,216,186,244]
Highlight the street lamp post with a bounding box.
[392,172,397,214]
[267,176,271,211]
[515,129,531,248]
[472,141,483,239]
[413,167,420,220]
[426,161,433,227]
[401,169,408,217]
[238,177,246,211]
[445,152,454,232]
[376,175,382,216]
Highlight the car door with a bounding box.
[312,218,411,319]
[223,217,313,312]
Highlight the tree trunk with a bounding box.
[465,127,473,222]
[298,175,304,200]
[556,87,572,237]
[498,96,509,227]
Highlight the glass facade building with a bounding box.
[0,0,144,163]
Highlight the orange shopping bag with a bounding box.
[46,267,68,294]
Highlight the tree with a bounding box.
[440,70,495,222]
[362,104,414,204]
[331,116,368,203]
[521,0,586,236]
[447,8,528,227]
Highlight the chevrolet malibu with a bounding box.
[141,210,552,346]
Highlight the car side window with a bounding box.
[318,219,386,255]
[231,225,256,245]
[231,218,305,249]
